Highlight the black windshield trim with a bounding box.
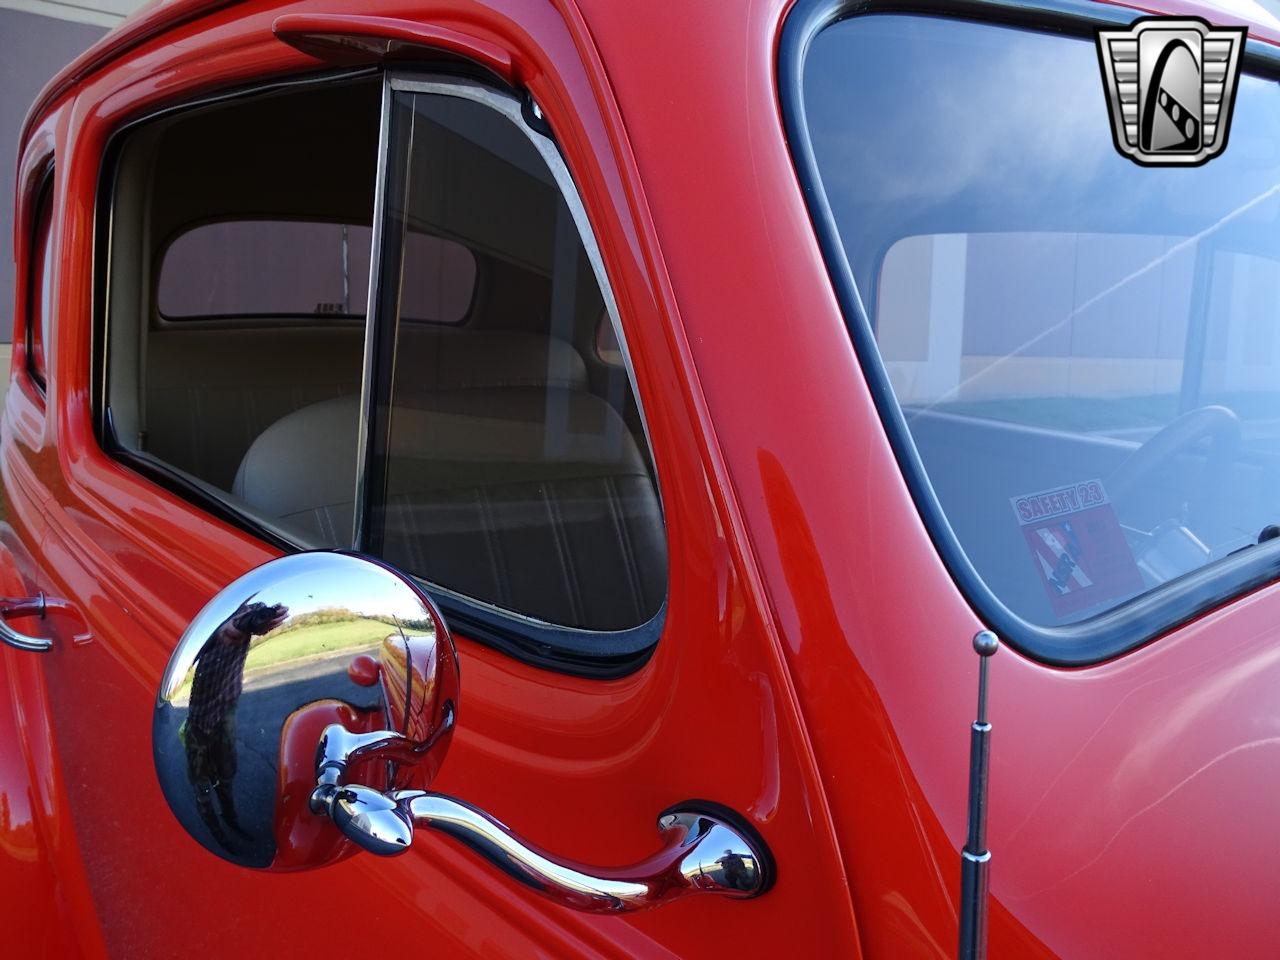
[779,0,1280,665]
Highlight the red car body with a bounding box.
[5,0,1280,956]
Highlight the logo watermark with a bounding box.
[1097,17,1246,166]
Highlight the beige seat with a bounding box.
[232,334,665,631]
[145,326,364,491]
[143,325,590,491]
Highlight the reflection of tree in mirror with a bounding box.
[252,607,434,642]
[395,617,435,633]
[242,618,427,674]
[170,610,435,701]
[184,598,289,852]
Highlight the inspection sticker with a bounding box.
[1011,479,1143,617]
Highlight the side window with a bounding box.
[27,177,54,389]
[103,79,381,533]
[102,74,666,656]
[365,87,666,632]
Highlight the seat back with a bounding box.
[144,325,364,490]
[143,325,588,491]
[232,334,664,631]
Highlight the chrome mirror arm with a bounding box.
[310,724,774,913]
[314,711,454,782]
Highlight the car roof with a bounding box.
[19,0,234,150]
[18,0,1280,162]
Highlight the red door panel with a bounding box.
[579,0,1280,954]
[0,530,108,960]
[9,0,860,956]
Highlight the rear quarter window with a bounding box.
[158,219,475,322]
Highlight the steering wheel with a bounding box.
[1106,404,1240,537]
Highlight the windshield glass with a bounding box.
[798,13,1280,637]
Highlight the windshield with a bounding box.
[792,11,1280,652]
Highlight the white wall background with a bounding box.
[1,0,146,351]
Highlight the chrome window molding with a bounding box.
[353,74,394,551]
[779,0,1280,665]
[351,71,667,675]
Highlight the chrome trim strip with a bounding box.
[352,73,394,551]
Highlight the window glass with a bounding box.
[105,80,381,532]
[596,311,625,366]
[28,183,53,386]
[158,220,474,322]
[801,15,1280,632]
[103,76,665,643]
[365,89,666,631]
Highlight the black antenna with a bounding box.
[958,630,999,960]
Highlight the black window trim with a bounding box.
[25,166,55,393]
[93,65,666,680]
[356,71,667,673]
[779,0,1280,666]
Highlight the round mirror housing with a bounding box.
[153,551,458,870]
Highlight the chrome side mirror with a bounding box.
[154,552,773,911]
[153,552,457,871]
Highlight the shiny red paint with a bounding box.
[270,12,517,78]
[0,533,107,960]
[273,701,375,872]
[7,0,853,957]
[578,1,1280,956]
[5,0,1278,956]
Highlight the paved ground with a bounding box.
[154,653,381,867]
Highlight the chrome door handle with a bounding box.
[0,593,56,652]
[311,723,774,913]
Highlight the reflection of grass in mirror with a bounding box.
[168,616,419,703]
[243,618,399,671]
[254,607,435,643]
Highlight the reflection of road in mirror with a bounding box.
[183,599,288,857]
[154,598,393,868]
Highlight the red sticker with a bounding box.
[1011,480,1144,617]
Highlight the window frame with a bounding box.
[779,0,1280,665]
[94,67,666,678]
[25,168,55,393]
[93,70,381,553]
[354,72,666,669]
